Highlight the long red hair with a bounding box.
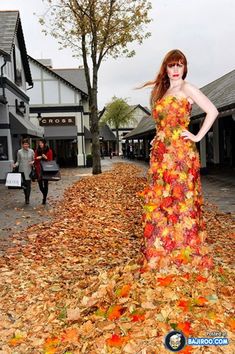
[142,49,188,108]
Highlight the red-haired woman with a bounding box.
[139,49,218,273]
[34,138,53,204]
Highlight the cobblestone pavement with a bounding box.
[0,157,234,254]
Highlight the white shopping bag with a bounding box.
[5,172,22,187]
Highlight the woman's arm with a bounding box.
[13,150,21,168]
[181,82,218,142]
[47,149,53,161]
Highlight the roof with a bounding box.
[99,103,151,121]
[28,56,88,98]
[191,69,235,118]
[124,115,155,139]
[0,11,33,85]
[130,104,151,116]
[99,123,116,141]
[53,68,88,95]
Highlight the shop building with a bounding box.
[100,104,151,155]
[0,10,43,181]
[28,57,90,167]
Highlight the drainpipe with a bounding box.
[0,57,8,104]
[81,110,86,167]
[26,83,34,90]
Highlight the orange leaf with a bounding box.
[44,349,58,354]
[8,337,24,347]
[106,334,129,347]
[227,318,235,331]
[44,337,60,347]
[44,337,60,353]
[116,284,131,297]
[107,305,123,320]
[194,296,208,306]
[61,328,79,343]
[177,321,192,336]
[157,274,174,286]
[180,346,194,354]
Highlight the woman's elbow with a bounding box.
[214,107,219,117]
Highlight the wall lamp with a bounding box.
[15,99,26,116]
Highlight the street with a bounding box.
[0,157,234,256]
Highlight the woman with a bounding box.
[34,138,53,204]
[13,138,34,204]
[139,49,218,272]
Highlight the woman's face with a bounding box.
[39,141,45,149]
[166,61,184,80]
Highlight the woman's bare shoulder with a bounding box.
[182,81,199,92]
[182,81,200,104]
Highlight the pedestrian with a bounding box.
[34,138,53,204]
[109,147,113,159]
[13,138,34,204]
[139,49,218,272]
[122,146,126,159]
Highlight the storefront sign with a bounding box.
[39,117,75,126]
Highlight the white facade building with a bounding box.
[0,11,42,181]
[28,57,91,167]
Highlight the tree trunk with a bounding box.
[81,33,101,175]
[116,127,119,156]
[90,66,102,174]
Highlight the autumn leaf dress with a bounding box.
[139,95,213,273]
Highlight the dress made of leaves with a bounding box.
[139,95,213,272]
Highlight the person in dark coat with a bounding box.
[34,139,53,204]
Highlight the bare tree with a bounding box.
[40,0,152,174]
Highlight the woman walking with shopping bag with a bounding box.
[13,138,34,204]
[34,139,53,204]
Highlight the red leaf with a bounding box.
[177,321,192,336]
[178,300,190,312]
[130,313,145,322]
[106,334,129,347]
[196,275,207,282]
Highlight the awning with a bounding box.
[44,126,77,140]
[10,113,43,137]
[99,124,116,141]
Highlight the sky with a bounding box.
[0,0,235,109]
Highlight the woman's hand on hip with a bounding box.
[181,129,200,143]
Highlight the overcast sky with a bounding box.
[1,0,235,109]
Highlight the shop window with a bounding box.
[0,136,8,160]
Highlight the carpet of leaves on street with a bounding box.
[0,163,234,353]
